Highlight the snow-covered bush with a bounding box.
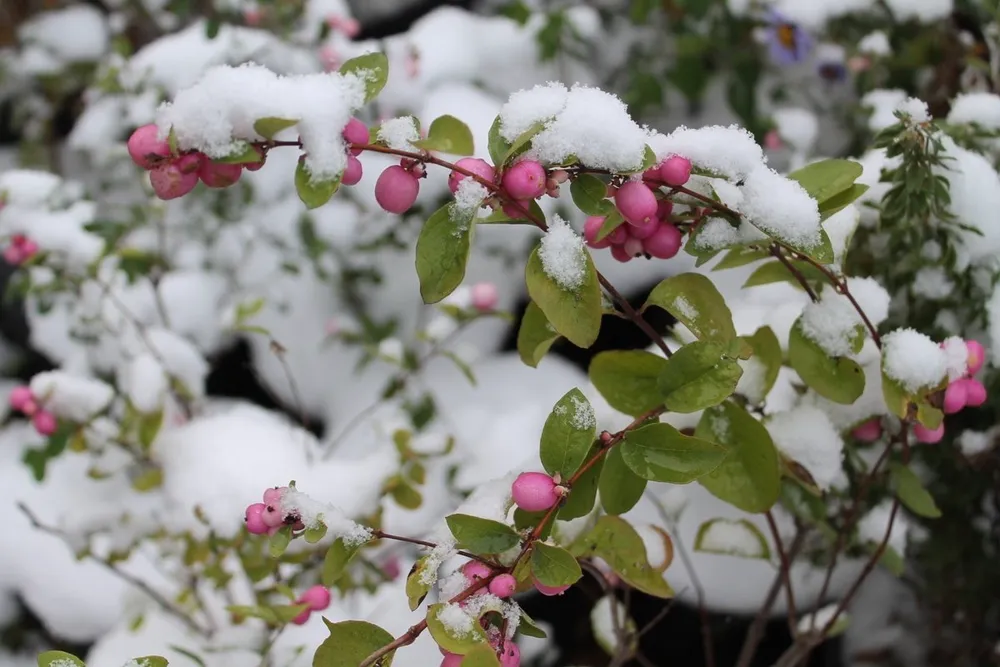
[2,2,1000,667]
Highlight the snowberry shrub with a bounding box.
[5,3,1000,666]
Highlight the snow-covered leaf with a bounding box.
[415,203,475,304]
[540,388,596,478]
[694,518,771,559]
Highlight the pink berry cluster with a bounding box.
[582,155,693,262]
[8,386,57,435]
[244,486,303,536]
[437,561,522,667]
[290,585,332,625]
[851,339,988,445]
[3,234,38,266]
[127,124,263,200]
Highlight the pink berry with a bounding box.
[501,160,546,200]
[607,225,628,245]
[644,223,682,259]
[19,238,38,259]
[149,163,199,200]
[382,556,402,580]
[623,236,644,258]
[9,385,34,413]
[913,423,945,444]
[199,161,243,188]
[942,381,968,414]
[470,282,498,312]
[440,653,463,667]
[660,155,692,187]
[764,130,783,151]
[610,244,633,263]
[462,560,493,583]
[449,158,496,194]
[342,155,363,185]
[627,216,660,241]
[375,165,420,214]
[583,216,611,249]
[851,418,882,442]
[966,340,985,375]
[3,244,24,265]
[243,9,261,25]
[549,169,569,184]
[261,505,284,528]
[174,152,204,174]
[614,181,658,225]
[244,146,266,172]
[299,585,332,611]
[962,378,988,407]
[127,124,172,169]
[245,503,269,534]
[343,117,369,156]
[488,573,516,598]
[533,578,571,596]
[291,608,311,625]
[32,410,57,436]
[511,472,559,512]
[642,166,662,182]
[499,642,520,667]
[262,487,284,505]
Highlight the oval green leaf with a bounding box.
[890,463,941,518]
[314,619,396,667]
[657,340,743,413]
[295,158,341,210]
[426,604,489,655]
[788,318,865,405]
[588,350,668,417]
[531,541,583,587]
[338,52,389,103]
[569,174,614,216]
[740,326,782,403]
[540,388,597,478]
[412,115,475,156]
[254,117,298,140]
[524,243,602,349]
[517,300,561,368]
[445,514,520,555]
[620,422,728,483]
[322,536,368,586]
[38,652,86,667]
[416,203,476,303]
[569,516,673,598]
[599,445,647,515]
[558,443,604,520]
[642,273,736,342]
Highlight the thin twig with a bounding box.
[765,510,799,633]
[770,245,818,302]
[17,502,211,638]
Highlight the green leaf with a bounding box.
[878,545,905,576]
[313,619,396,667]
[322,537,367,586]
[593,209,626,243]
[620,422,728,483]
[216,141,263,164]
[138,409,163,449]
[588,350,668,416]
[412,115,475,155]
[787,159,863,206]
[269,525,292,557]
[461,645,501,667]
[819,183,869,221]
[426,604,489,654]
[487,116,511,167]
[713,245,769,270]
[540,388,597,478]
[788,319,865,405]
[517,300,561,368]
[570,516,673,598]
[524,243,602,348]
[569,174,614,216]
[294,158,341,210]
[254,117,298,140]
[890,463,941,518]
[559,444,604,520]
[696,403,780,513]
[643,273,736,342]
[694,518,770,559]
[415,203,475,303]
[228,604,279,624]
[304,523,328,544]
[38,651,86,667]
[517,609,549,638]
[405,556,433,611]
[531,542,583,587]
[445,514,521,554]
[338,52,389,103]
[657,340,742,412]
[503,121,547,165]
[127,658,168,667]
[741,327,782,402]
[742,260,827,289]
[273,603,310,623]
[131,467,163,492]
[881,372,909,419]
[599,446,647,515]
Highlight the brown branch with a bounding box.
[765,510,799,632]
[770,245,818,303]
[372,530,495,566]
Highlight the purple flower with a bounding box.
[765,10,812,65]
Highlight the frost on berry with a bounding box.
[149,163,199,200]
[488,573,516,598]
[501,159,546,200]
[614,181,657,225]
[127,124,172,169]
[660,155,692,186]
[299,585,332,611]
[375,165,420,214]
[448,158,495,194]
[199,161,244,188]
[533,578,570,596]
[342,155,363,186]
[511,472,558,512]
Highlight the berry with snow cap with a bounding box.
[660,155,692,186]
[449,158,495,194]
[127,124,172,169]
[342,117,369,155]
